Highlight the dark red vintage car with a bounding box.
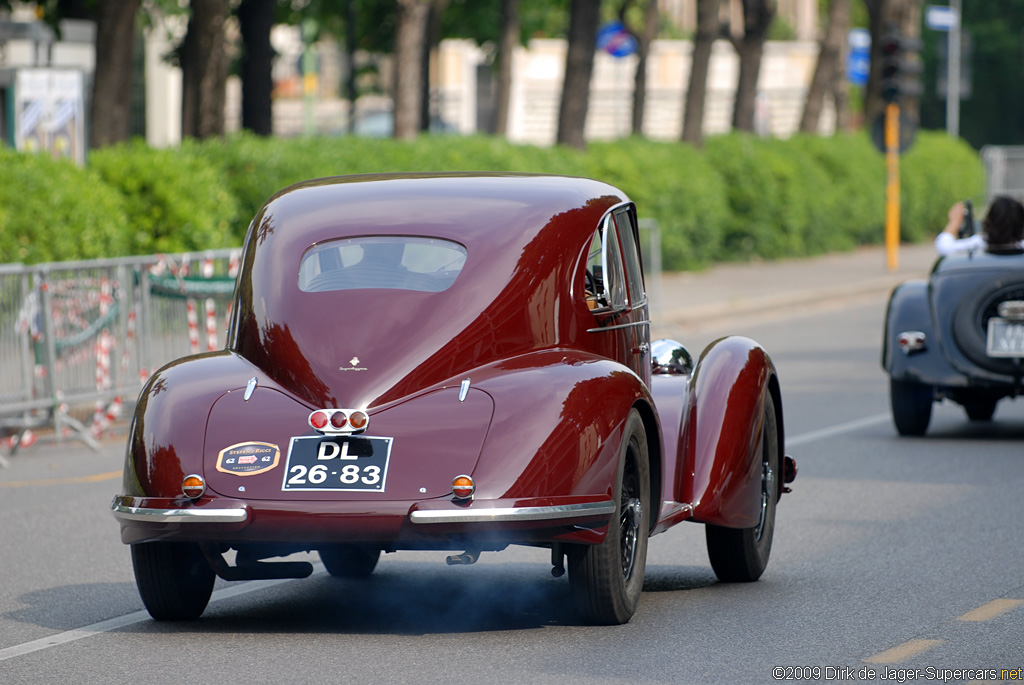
[112,173,796,624]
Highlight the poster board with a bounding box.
[13,68,86,165]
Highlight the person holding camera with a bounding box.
[935,196,1024,256]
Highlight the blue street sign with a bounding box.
[926,5,958,31]
[847,28,870,86]
[596,21,637,58]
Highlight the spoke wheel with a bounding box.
[131,542,216,621]
[318,545,381,578]
[705,392,779,583]
[568,409,650,625]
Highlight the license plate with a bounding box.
[986,318,1024,358]
[283,435,392,491]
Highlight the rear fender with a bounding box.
[124,352,265,498]
[883,280,961,385]
[681,336,778,529]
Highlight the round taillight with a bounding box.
[330,411,348,429]
[452,474,475,500]
[182,474,206,500]
[309,410,329,430]
[349,410,368,430]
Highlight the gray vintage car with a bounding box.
[883,247,1024,435]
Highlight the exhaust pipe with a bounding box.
[446,549,481,565]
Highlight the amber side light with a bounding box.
[451,475,475,500]
[182,474,206,500]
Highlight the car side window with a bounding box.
[583,215,628,311]
[613,207,646,307]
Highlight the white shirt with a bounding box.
[933,232,1024,256]
[934,232,986,256]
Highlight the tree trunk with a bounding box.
[494,0,519,137]
[731,0,775,133]
[831,41,853,132]
[395,0,429,139]
[237,0,275,136]
[557,0,601,150]
[181,0,230,140]
[622,0,659,136]
[345,0,358,133]
[799,0,850,134]
[419,0,449,131]
[682,0,719,146]
[90,0,139,148]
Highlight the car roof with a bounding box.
[252,172,627,254]
[230,173,631,408]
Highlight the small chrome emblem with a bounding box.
[244,376,258,401]
[350,356,360,367]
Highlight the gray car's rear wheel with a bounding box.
[705,391,779,582]
[132,541,216,621]
[568,409,650,625]
[890,378,933,436]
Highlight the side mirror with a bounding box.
[651,339,693,376]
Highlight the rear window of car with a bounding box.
[298,236,467,293]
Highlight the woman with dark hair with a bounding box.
[935,196,1024,256]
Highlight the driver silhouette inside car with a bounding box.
[935,196,1024,256]
[343,241,411,288]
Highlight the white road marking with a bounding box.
[0,568,323,662]
[786,412,891,448]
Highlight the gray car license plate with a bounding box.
[986,318,1024,358]
[283,435,392,491]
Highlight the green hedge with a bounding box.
[89,139,241,255]
[0,131,985,269]
[0,147,130,263]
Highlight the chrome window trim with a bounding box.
[587,319,651,334]
[111,498,248,524]
[410,500,615,524]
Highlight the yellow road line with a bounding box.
[957,598,1024,622]
[864,638,943,664]
[0,470,122,488]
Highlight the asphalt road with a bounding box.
[2,293,1023,685]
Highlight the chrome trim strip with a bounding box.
[586,319,651,334]
[410,500,615,525]
[111,499,248,524]
[459,378,471,402]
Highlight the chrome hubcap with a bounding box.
[621,497,642,580]
[756,460,774,541]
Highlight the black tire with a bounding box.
[568,409,650,625]
[890,378,933,436]
[318,545,381,578]
[705,392,779,582]
[963,395,998,422]
[131,542,216,621]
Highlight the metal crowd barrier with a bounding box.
[0,248,242,463]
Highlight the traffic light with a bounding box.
[878,31,923,103]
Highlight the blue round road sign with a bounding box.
[597,21,637,58]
